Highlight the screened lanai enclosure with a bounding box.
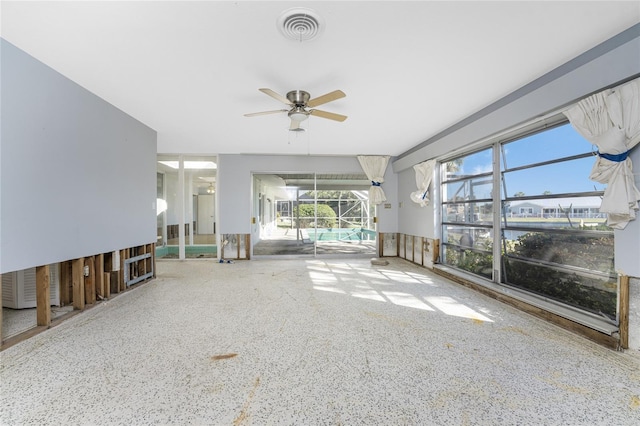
[252,173,377,256]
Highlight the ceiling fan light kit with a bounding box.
[289,106,309,122]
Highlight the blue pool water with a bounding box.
[307,228,376,241]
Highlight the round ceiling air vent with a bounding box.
[277,7,324,42]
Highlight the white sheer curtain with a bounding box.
[357,155,390,205]
[564,77,640,229]
[410,159,436,207]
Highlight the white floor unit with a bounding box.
[2,264,60,309]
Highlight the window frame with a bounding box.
[437,115,618,331]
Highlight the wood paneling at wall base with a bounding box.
[381,233,438,268]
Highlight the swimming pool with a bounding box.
[307,228,376,241]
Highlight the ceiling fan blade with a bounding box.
[244,109,288,117]
[307,90,346,108]
[309,109,348,122]
[259,88,292,105]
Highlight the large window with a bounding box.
[440,122,616,321]
[441,147,494,280]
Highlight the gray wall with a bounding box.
[616,146,640,277]
[397,166,433,237]
[217,154,398,235]
[1,39,157,273]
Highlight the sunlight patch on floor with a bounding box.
[382,291,435,311]
[306,261,494,321]
[351,289,386,302]
[313,286,347,294]
[424,296,493,322]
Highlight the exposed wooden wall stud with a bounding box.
[72,258,85,310]
[104,272,111,299]
[36,265,51,326]
[0,273,3,343]
[620,275,630,349]
[59,261,72,306]
[151,243,157,278]
[119,249,126,292]
[96,254,105,299]
[84,256,96,305]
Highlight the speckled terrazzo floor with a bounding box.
[1,258,639,425]
[2,306,74,340]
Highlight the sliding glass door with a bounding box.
[252,173,376,257]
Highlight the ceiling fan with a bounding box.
[244,88,347,130]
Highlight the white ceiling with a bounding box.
[2,1,639,157]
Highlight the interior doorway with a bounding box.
[197,194,215,235]
[156,155,217,258]
[251,173,376,257]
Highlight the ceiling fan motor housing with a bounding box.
[286,90,311,106]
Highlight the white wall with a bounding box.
[0,39,157,273]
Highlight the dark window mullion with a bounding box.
[502,151,593,174]
[443,222,493,229]
[443,171,493,184]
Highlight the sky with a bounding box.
[449,123,602,199]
